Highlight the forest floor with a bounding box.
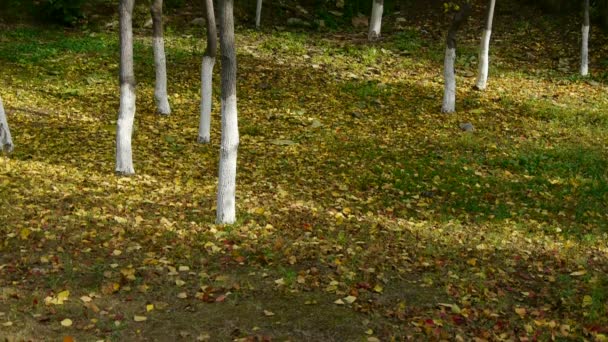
[1,1,608,341]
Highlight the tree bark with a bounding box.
[256,0,263,29]
[198,0,217,143]
[116,0,136,175]
[475,0,496,90]
[151,0,171,115]
[368,0,384,41]
[0,96,14,153]
[581,0,590,76]
[442,3,470,113]
[216,0,239,224]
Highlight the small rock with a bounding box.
[287,17,311,27]
[190,17,205,26]
[105,20,118,29]
[461,70,475,77]
[459,122,475,132]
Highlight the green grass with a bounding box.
[1,13,608,341]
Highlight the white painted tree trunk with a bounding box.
[442,47,456,113]
[198,56,215,143]
[0,96,14,153]
[198,0,217,144]
[581,25,589,76]
[475,30,492,90]
[581,0,590,76]
[216,0,239,224]
[116,0,136,175]
[151,0,171,115]
[475,0,496,90]
[368,0,383,41]
[255,0,262,29]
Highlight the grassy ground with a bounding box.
[1,1,608,340]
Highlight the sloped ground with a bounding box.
[1,1,607,340]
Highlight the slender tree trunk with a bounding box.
[116,0,136,175]
[442,4,470,113]
[151,0,171,114]
[368,0,383,41]
[198,0,217,143]
[256,0,263,29]
[0,96,14,153]
[475,0,496,90]
[216,0,239,224]
[581,0,590,76]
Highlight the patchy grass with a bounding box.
[1,2,608,340]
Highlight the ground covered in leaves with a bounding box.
[1,1,608,341]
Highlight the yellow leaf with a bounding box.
[175,279,186,287]
[514,307,526,317]
[1,321,13,327]
[570,270,587,276]
[57,290,70,301]
[467,258,477,266]
[582,295,593,308]
[177,292,187,299]
[80,296,92,303]
[133,315,147,322]
[263,310,275,316]
[60,318,73,327]
[373,284,383,293]
[20,228,31,240]
[344,296,357,304]
[146,304,154,312]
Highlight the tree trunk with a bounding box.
[368,0,383,41]
[475,0,496,90]
[581,0,590,76]
[151,0,171,115]
[0,96,14,153]
[442,3,470,113]
[198,0,217,143]
[116,0,136,175]
[216,0,239,224]
[256,0,263,29]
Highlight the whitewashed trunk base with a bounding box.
[153,37,171,115]
[581,25,589,76]
[442,48,456,113]
[216,95,239,224]
[116,84,136,174]
[198,56,215,143]
[475,29,492,90]
[368,2,383,40]
[0,97,14,153]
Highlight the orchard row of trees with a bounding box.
[0,0,597,224]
